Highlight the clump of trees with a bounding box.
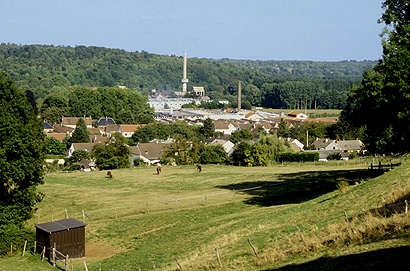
[93,134,130,170]
[340,0,410,154]
[0,72,45,255]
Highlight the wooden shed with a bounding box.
[35,218,86,260]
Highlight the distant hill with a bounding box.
[0,43,377,109]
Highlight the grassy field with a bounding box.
[2,157,410,270]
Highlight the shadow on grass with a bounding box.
[216,169,384,206]
[264,246,410,271]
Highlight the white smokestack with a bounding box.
[238,80,242,111]
[181,51,189,92]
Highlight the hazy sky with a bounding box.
[1,0,385,61]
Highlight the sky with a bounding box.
[1,0,385,61]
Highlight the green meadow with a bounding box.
[2,157,410,270]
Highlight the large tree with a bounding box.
[0,72,45,230]
[69,118,90,143]
[92,134,130,170]
[341,0,410,154]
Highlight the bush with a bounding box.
[0,224,35,255]
[328,152,342,160]
[133,158,145,166]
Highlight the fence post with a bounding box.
[22,240,27,257]
[34,241,37,255]
[248,238,259,257]
[405,200,408,215]
[65,254,69,271]
[296,226,307,247]
[82,210,86,223]
[41,246,46,262]
[215,248,222,267]
[52,245,56,266]
[65,209,68,219]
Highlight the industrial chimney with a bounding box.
[181,51,188,92]
[237,81,242,111]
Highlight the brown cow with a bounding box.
[107,171,113,179]
[196,164,202,173]
[156,165,162,175]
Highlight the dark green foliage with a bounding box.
[67,86,154,124]
[200,118,215,139]
[41,106,66,125]
[162,135,201,165]
[257,134,293,162]
[327,152,342,160]
[230,142,251,166]
[93,134,131,170]
[69,118,90,143]
[133,158,145,166]
[44,137,66,155]
[130,122,171,144]
[277,118,289,138]
[40,92,69,113]
[0,224,35,255]
[0,44,375,111]
[230,129,253,144]
[68,150,90,163]
[278,152,319,162]
[229,141,270,167]
[340,0,410,154]
[0,72,45,254]
[199,145,228,164]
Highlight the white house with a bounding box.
[208,139,235,155]
[214,121,236,135]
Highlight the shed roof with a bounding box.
[35,218,86,233]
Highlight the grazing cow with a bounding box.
[107,171,113,179]
[196,164,202,173]
[156,165,162,175]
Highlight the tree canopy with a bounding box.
[0,43,376,112]
[0,72,45,253]
[341,0,410,154]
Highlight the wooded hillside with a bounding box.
[0,43,377,109]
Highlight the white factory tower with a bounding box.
[181,51,188,92]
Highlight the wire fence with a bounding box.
[36,186,267,224]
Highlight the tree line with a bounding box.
[0,43,375,110]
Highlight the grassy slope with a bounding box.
[2,158,410,270]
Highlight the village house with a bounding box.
[119,124,144,138]
[97,117,116,132]
[208,139,235,155]
[46,132,67,142]
[43,121,53,133]
[283,138,304,152]
[310,138,340,151]
[129,142,170,166]
[66,143,96,157]
[61,116,93,129]
[287,111,308,120]
[214,121,236,135]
